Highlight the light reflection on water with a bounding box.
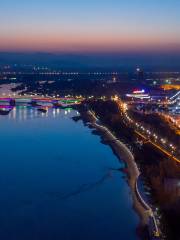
[7,107,77,121]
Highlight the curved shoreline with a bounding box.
[87,110,151,225]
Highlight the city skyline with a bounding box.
[0,0,180,53]
[1,1,180,240]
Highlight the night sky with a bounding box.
[0,0,180,53]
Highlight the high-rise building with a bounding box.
[136,67,144,83]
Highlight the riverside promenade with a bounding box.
[88,110,160,239]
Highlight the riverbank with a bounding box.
[75,106,162,239]
[81,99,180,239]
[88,111,149,223]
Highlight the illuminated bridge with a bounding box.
[0,95,83,107]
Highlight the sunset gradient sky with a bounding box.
[0,0,180,53]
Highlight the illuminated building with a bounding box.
[136,67,145,83]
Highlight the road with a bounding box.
[116,100,180,164]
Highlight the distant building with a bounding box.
[107,76,117,84]
[136,67,145,83]
[126,89,150,100]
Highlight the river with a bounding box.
[0,107,139,240]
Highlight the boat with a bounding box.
[53,101,73,109]
[30,101,41,107]
[0,106,13,115]
[37,107,47,113]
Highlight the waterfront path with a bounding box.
[88,110,160,239]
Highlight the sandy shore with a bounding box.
[87,110,150,226]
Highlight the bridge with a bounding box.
[0,95,83,108]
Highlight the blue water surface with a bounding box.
[0,107,139,240]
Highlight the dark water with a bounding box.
[0,107,139,240]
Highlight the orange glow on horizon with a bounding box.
[1,31,180,53]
